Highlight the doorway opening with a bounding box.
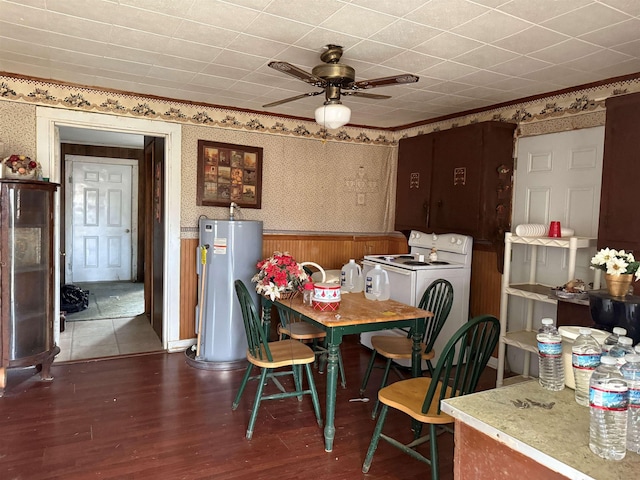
[36,106,184,358]
[56,133,162,361]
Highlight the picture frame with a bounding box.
[197,140,263,209]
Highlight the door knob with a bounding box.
[125,229,130,233]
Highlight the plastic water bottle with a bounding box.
[364,265,390,301]
[572,327,602,406]
[340,259,364,293]
[605,327,627,346]
[303,282,314,306]
[589,356,628,460]
[621,354,640,453]
[537,319,564,391]
[609,337,634,367]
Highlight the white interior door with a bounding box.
[66,157,136,282]
[508,126,604,374]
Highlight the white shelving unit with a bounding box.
[496,233,600,387]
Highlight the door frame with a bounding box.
[36,107,183,352]
[65,155,139,283]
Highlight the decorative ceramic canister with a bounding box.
[312,282,341,311]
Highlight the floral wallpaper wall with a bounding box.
[180,125,395,236]
[1,73,640,237]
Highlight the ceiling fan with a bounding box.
[263,45,419,128]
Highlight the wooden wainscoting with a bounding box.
[178,233,409,340]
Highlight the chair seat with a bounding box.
[378,377,453,425]
[279,322,326,340]
[248,339,316,368]
[370,335,434,360]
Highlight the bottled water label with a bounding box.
[573,353,601,369]
[538,340,562,357]
[629,387,640,407]
[590,385,628,411]
[365,276,372,293]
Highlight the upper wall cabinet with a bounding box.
[599,92,640,293]
[395,121,516,248]
[394,133,434,235]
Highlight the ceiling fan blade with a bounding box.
[342,91,391,100]
[348,74,419,90]
[268,61,327,87]
[262,91,324,108]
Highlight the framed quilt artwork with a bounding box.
[196,140,263,208]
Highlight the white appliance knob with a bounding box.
[457,239,462,245]
[413,232,420,239]
[432,234,437,241]
[450,237,456,244]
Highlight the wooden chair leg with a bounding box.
[304,363,323,428]
[362,404,389,473]
[371,358,393,419]
[429,423,439,480]
[359,349,378,396]
[232,363,253,410]
[246,368,270,440]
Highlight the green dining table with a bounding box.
[262,292,432,452]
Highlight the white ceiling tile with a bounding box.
[542,3,632,37]
[225,33,289,58]
[293,27,362,52]
[563,49,633,72]
[369,19,441,49]
[491,55,551,76]
[426,81,477,94]
[410,0,490,30]
[344,40,404,64]
[413,32,483,59]
[349,0,428,17]
[524,65,585,84]
[319,4,396,38]
[119,0,198,17]
[245,13,313,45]
[529,38,601,64]
[497,0,593,24]
[453,45,520,69]
[200,62,251,80]
[172,20,238,49]
[579,19,640,49]
[451,10,531,43]
[612,39,640,57]
[146,66,196,83]
[264,0,345,24]
[184,0,261,32]
[456,69,512,86]
[208,49,266,70]
[419,61,480,81]
[593,58,640,78]
[599,0,640,16]
[382,51,441,72]
[162,39,223,63]
[493,26,569,55]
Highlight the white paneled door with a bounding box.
[66,157,136,282]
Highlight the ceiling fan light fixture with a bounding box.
[315,102,351,129]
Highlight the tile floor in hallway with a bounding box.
[56,315,164,362]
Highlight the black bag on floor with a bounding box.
[61,284,89,313]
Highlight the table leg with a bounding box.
[323,335,342,452]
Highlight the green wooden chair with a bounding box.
[359,278,454,418]
[231,280,323,440]
[361,314,500,479]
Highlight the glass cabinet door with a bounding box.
[2,182,55,361]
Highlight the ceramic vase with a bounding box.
[604,273,633,297]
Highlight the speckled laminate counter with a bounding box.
[441,380,640,480]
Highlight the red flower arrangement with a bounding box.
[251,251,309,300]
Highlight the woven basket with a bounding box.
[278,290,299,300]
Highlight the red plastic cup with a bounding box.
[548,221,561,237]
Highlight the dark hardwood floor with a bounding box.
[0,335,498,480]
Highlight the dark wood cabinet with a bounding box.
[394,133,433,235]
[0,179,59,396]
[395,121,516,248]
[598,92,640,295]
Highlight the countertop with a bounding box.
[441,381,640,480]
